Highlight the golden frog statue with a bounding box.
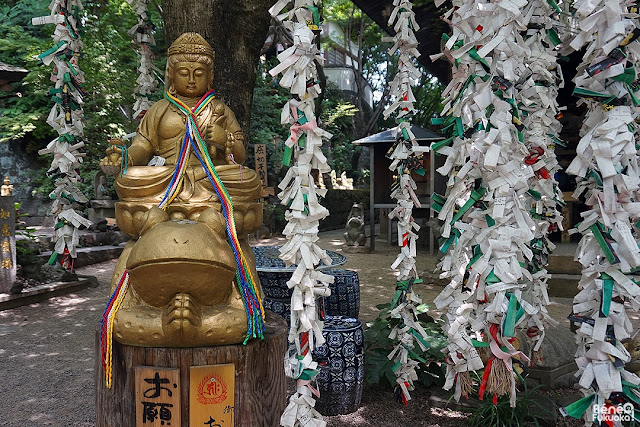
[100,32,263,347]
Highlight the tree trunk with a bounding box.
[95,311,288,426]
[161,0,273,141]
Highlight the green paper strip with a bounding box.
[485,214,495,227]
[48,251,58,265]
[38,41,66,59]
[65,59,79,76]
[432,193,446,207]
[431,136,454,153]
[397,278,423,287]
[467,246,483,270]
[546,0,562,12]
[298,368,319,381]
[486,269,499,285]
[392,360,402,373]
[587,169,603,186]
[455,117,463,139]
[573,87,611,98]
[627,83,640,107]
[297,109,307,125]
[406,345,427,363]
[589,223,619,264]
[282,144,292,166]
[450,187,487,225]
[623,385,640,405]
[439,234,456,253]
[562,394,595,419]
[502,293,518,337]
[601,277,613,317]
[468,48,490,69]
[59,133,75,143]
[548,134,566,147]
[611,67,636,85]
[390,289,403,309]
[439,228,461,252]
[547,28,561,46]
[527,189,542,200]
[412,329,430,350]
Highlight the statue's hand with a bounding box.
[207,124,226,147]
[100,145,124,176]
[206,124,227,161]
[225,132,236,164]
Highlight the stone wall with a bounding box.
[319,189,370,231]
[0,140,53,226]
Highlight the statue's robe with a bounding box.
[116,97,261,204]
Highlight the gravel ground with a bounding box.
[0,231,584,426]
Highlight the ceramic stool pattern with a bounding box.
[312,316,364,416]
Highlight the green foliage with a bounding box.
[323,0,444,133]
[77,0,165,199]
[0,0,166,200]
[0,0,56,143]
[469,380,556,427]
[16,226,39,256]
[249,61,365,186]
[248,60,291,186]
[320,82,363,182]
[364,302,447,389]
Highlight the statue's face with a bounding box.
[172,61,210,98]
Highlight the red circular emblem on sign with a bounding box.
[197,374,227,404]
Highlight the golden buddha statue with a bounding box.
[100,32,263,347]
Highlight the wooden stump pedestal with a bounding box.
[95,311,288,426]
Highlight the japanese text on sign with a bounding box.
[135,367,181,427]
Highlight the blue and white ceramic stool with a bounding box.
[312,315,364,416]
[260,269,360,324]
[323,269,360,319]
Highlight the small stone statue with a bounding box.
[344,202,367,246]
[93,171,111,200]
[330,170,338,189]
[1,176,13,196]
[340,171,354,190]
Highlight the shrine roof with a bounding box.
[0,61,28,82]
[352,125,442,146]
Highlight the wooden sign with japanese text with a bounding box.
[135,366,180,427]
[190,364,235,426]
[254,144,268,187]
[0,195,16,293]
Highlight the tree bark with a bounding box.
[161,0,273,141]
[95,311,288,426]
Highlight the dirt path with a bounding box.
[0,232,584,426]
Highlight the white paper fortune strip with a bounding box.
[560,0,640,422]
[269,2,332,426]
[127,0,159,119]
[32,0,91,268]
[432,0,562,407]
[381,0,432,406]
